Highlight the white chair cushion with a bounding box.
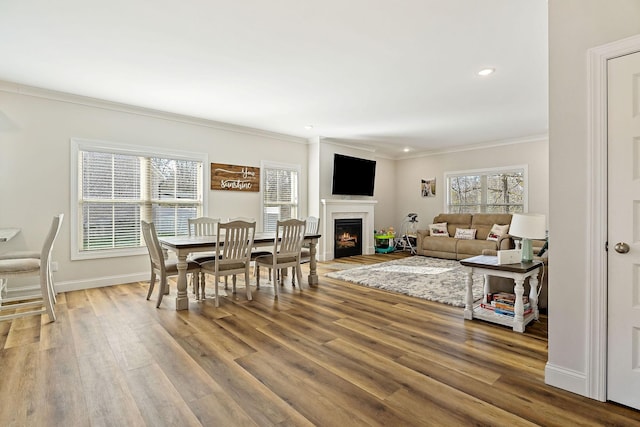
[0,250,41,260]
[0,258,40,275]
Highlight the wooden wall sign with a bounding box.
[210,163,260,192]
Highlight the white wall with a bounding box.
[0,83,309,291]
[315,140,397,257]
[547,0,640,397]
[394,138,549,228]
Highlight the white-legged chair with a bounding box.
[293,216,320,286]
[199,220,255,307]
[255,219,306,299]
[228,216,271,279]
[187,216,221,297]
[141,220,201,308]
[0,214,63,323]
[300,216,320,264]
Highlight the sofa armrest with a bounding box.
[497,234,513,250]
[417,229,430,238]
[416,229,429,249]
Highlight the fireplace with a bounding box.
[334,218,363,258]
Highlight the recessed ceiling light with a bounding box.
[403,147,410,152]
[304,124,314,130]
[478,68,495,76]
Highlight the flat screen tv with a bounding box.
[331,154,376,196]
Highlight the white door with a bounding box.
[607,50,640,410]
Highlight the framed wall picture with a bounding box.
[421,178,436,197]
[211,163,260,192]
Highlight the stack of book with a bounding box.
[480,292,532,317]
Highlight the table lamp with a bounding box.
[509,213,546,262]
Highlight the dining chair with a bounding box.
[0,249,53,302]
[300,216,320,264]
[255,218,306,299]
[292,216,320,286]
[141,220,201,308]
[199,220,256,307]
[187,216,221,296]
[228,216,271,278]
[0,213,63,323]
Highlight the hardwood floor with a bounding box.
[1,252,639,426]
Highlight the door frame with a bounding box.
[587,34,640,401]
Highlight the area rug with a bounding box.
[325,256,484,307]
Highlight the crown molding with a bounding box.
[320,134,548,160]
[395,134,549,160]
[0,79,308,144]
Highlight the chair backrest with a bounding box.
[305,216,320,235]
[188,217,221,237]
[274,219,306,259]
[141,220,165,273]
[227,217,255,223]
[215,220,256,267]
[40,214,64,283]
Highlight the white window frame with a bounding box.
[70,138,208,260]
[444,165,529,213]
[260,160,301,232]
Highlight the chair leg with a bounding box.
[272,267,279,299]
[199,272,205,300]
[41,275,56,322]
[156,273,166,308]
[245,268,252,301]
[48,265,57,304]
[296,264,303,290]
[214,273,220,307]
[146,271,156,300]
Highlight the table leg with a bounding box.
[307,240,319,286]
[0,278,6,303]
[175,254,189,311]
[513,277,525,332]
[529,270,539,320]
[482,274,490,303]
[464,268,474,320]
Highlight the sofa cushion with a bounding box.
[470,213,512,240]
[487,223,510,241]
[454,228,477,240]
[428,222,450,237]
[456,238,500,257]
[421,236,458,253]
[432,214,472,237]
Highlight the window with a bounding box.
[71,139,207,259]
[261,161,300,232]
[445,166,527,214]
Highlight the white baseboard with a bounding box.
[54,272,150,293]
[545,362,593,399]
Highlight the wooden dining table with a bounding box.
[159,232,321,310]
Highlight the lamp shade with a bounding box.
[509,213,546,239]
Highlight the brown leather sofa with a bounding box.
[415,213,513,260]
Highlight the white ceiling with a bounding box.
[0,0,548,158]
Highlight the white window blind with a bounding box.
[72,139,206,259]
[261,162,300,232]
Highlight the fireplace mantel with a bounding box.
[320,199,377,261]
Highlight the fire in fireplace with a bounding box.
[334,218,363,258]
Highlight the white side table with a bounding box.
[460,255,542,333]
